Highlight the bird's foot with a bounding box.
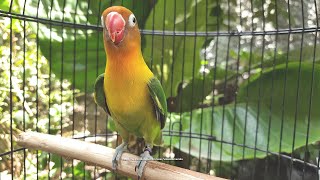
[112,142,128,170]
[135,145,153,180]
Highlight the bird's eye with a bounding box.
[101,16,105,28]
[128,14,136,27]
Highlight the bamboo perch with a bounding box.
[17,131,226,180]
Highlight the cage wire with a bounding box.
[0,0,320,179]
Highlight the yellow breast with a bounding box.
[103,54,154,124]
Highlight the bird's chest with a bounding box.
[104,73,151,122]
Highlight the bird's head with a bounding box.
[101,6,141,51]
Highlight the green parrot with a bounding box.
[94,6,167,179]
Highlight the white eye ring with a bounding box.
[101,16,105,28]
[128,14,136,27]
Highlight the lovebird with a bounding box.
[94,6,167,179]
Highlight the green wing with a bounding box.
[94,73,111,116]
[147,77,167,129]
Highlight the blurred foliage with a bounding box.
[19,0,156,92]
[0,6,105,179]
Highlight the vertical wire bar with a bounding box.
[218,0,232,173]
[84,0,91,178]
[150,0,156,71]
[277,24,291,180]
[304,1,319,178]
[72,0,79,178]
[251,0,266,178]
[9,9,13,180]
[277,0,292,177]
[176,0,187,167]
[107,1,114,179]
[198,0,207,172]
[160,0,166,84]
[302,28,317,180]
[180,0,187,167]
[204,0,211,172]
[168,0,176,165]
[231,0,242,173]
[290,0,305,178]
[218,28,231,177]
[316,0,319,29]
[189,0,198,171]
[242,0,255,164]
[301,0,318,179]
[36,0,41,179]
[48,0,54,178]
[209,0,221,172]
[94,0,103,178]
[168,0,177,133]
[188,1,199,170]
[60,0,67,177]
[165,0,181,165]
[22,0,27,178]
[264,0,279,176]
[199,0,211,173]
[9,0,13,12]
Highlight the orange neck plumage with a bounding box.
[104,40,144,73]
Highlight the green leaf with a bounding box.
[172,67,237,112]
[238,62,320,118]
[51,154,62,169]
[166,62,320,161]
[0,0,9,11]
[143,0,223,97]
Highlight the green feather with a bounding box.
[94,73,111,116]
[147,77,167,129]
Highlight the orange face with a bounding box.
[101,6,141,50]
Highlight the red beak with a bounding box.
[106,12,125,45]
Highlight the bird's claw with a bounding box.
[112,142,128,170]
[135,147,153,180]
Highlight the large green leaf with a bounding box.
[21,0,155,92]
[164,62,320,161]
[143,0,226,97]
[169,67,236,112]
[238,62,320,118]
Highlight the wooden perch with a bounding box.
[17,131,226,180]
